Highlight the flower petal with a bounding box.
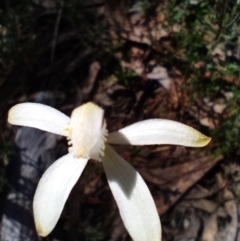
[8,103,70,136]
[102,144,161,241]
[108,119,211,147]
[33,153,88,236]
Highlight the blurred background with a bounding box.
[0,0,240,240]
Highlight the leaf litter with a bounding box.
[1,0,240,240]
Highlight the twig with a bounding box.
[238,36,240,80]
[225,12,240,29]
[51,1,64,64]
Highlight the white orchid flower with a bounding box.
[8,102,211,241]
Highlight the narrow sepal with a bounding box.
[33,153,88,236]
[108,119,211,147]
[102,144,161,241]
[8,103,70,136]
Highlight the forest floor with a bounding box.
[1,1,240,241]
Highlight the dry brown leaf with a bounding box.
[215,188,237,241]
[146,66,171,89]
[181,199,218,213]
[82,62,101,95]
[139,155,223,214]
[186,181,226,200]
[83,176,101,195]
[202,213,218,241]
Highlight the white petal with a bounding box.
[102,145,161,241]
[108,119,211,147]
[33,153,88,236]
[8,103,70,136]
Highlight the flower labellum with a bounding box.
[8,102,211,241]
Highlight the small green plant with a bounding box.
[162,0,240,156]
[138,0,152,16]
